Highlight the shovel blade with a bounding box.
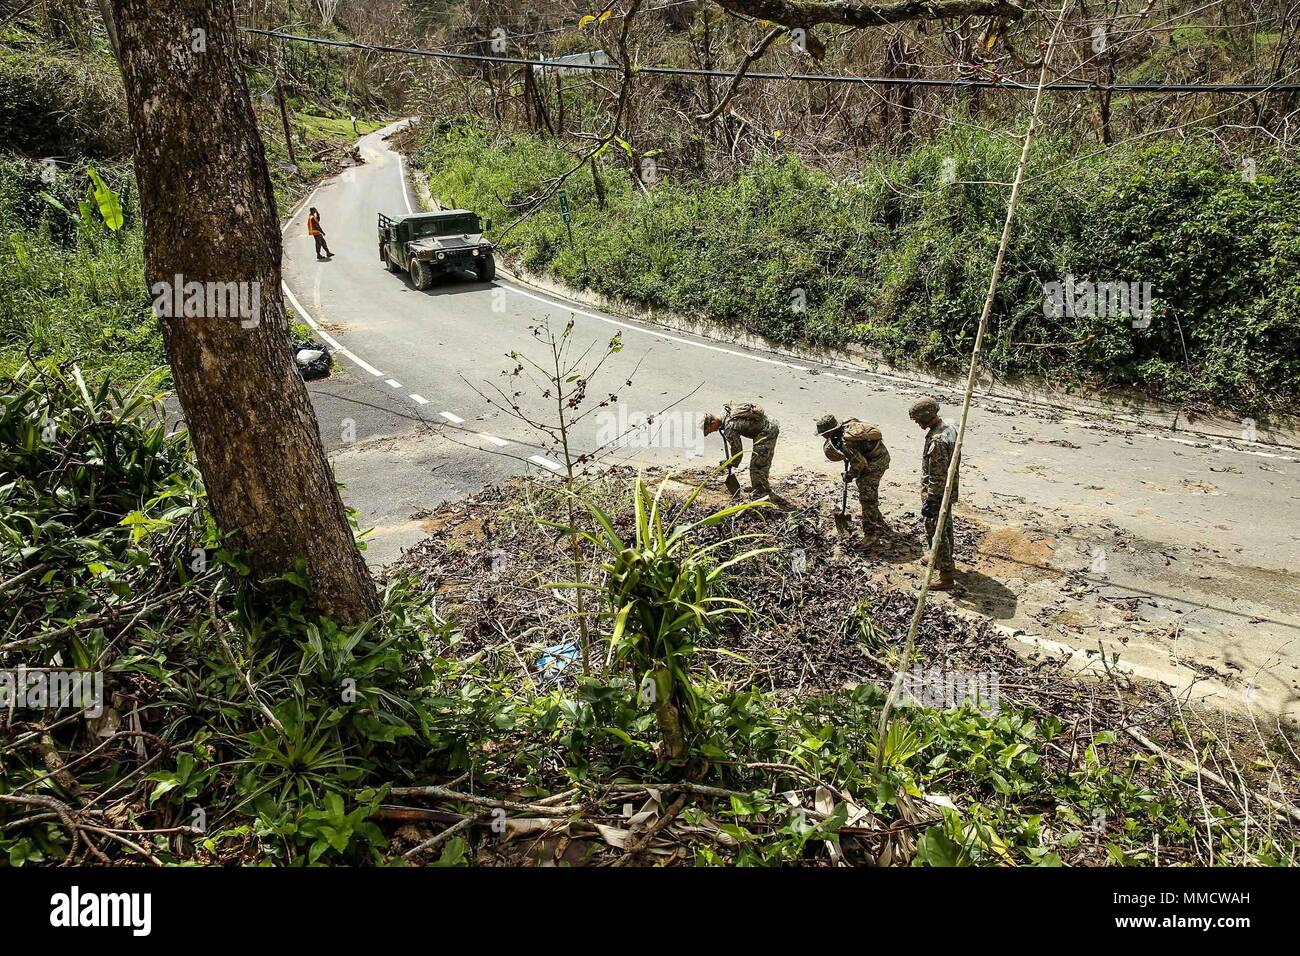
[725,471,741,496]
[834,511,853,533]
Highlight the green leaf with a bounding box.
[86,167,124,231]
[913,826,963,867]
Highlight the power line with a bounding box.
[242,26,1300,94]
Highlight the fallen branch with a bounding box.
[387,784,580,818]
[1125,726,1300,827]
[610,793,689,867]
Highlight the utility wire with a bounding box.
[242,27,1300,94]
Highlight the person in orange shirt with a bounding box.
[307,207,333,260]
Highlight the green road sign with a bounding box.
[558,189,571,224]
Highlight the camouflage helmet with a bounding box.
[909,397,940,423]
[815,414,841,436]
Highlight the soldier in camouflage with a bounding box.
[909,397,958,590]
[816,414,890,540]
[702,402,779,496]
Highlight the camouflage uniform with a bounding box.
[722,402,779,495]
[921,418,959,572]
[823,419,890,535]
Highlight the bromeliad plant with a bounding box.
[554,473,773,761]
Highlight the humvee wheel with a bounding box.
[411,259,433,291]
[476,253,496,283]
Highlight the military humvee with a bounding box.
[377,209,495,289]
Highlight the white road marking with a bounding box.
[503,283,805,372]
[283,281,385,377]
[1210,444,1294,462]
[385,379,403,388]
[439,411,465,424]
[341,350,384,378]
[397,152,414,214]
[529,454,563,471]
[1142,431,1297,462]
[410,394,429,405]
[478,432,510,447]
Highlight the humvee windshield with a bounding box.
[408,214,480,239]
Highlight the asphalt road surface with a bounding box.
[282,121,1300,719]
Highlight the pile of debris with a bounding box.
[292,337,331,380]
[381,466,1300,865]
[390,466,1118,718]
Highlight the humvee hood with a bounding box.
[410,233,484,253]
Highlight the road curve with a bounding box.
[282,121,1300,717]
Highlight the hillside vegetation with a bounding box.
[415,120,1300,415]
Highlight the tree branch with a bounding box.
[711,0,1025,29]
[698,26,788,122]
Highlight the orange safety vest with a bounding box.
[307,213,322,237]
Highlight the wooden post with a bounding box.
[275,76,297,168]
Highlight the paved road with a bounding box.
[283,121,1300,717]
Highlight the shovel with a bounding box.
[721,436,741,496]
[834,460,852,533]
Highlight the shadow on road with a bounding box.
[871,532,1020,619]
[953,569,1019,619]
[404,270,496,298]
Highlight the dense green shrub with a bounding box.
[417,121,1300,415]
[0,48,129,159]
[0,158,161,386]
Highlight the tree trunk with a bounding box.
[109,0,380,625]
[93,0,122,60]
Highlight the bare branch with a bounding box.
[710,0,1026,29]
[698,25,788,122]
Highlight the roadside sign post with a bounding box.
[558,188,574,244]
[557,188,588,271]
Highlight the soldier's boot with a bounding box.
[913,569,957,591]
[860,519,886,549]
